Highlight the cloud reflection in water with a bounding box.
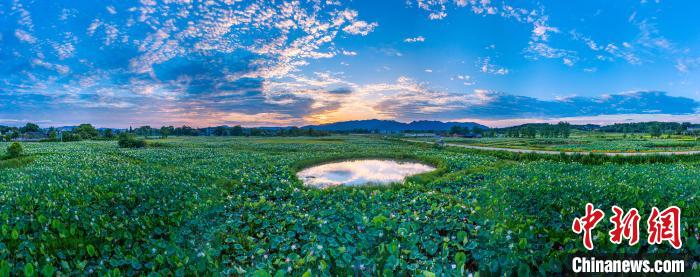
[297,159,435,188]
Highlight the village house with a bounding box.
[16,131,48,141]
[403,133,437,138]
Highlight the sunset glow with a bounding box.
[2,1,699,127]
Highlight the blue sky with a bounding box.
[1,0,699,127]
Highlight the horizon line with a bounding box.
[2,118,700,130]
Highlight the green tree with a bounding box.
[472,127,484,136]
[522,126,536,138]
[650,126,662,138]
[136,126,152,138]
[75,124,99,139]
[61,131,82,142]
[20,123,40,133]
[118,133,146,148]
[48,129,57,140]
[104,129,114,139]
[159,126,173,138]
[214,126,228,136]
[6,142,23,158]
[557,121,571,138]
[231,125,244,136]
[449,126,461,135]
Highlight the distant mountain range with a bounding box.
[27,120,486,132]
[302,119,488,132]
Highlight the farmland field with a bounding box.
[414,132,700,153]
[0,136,699,275]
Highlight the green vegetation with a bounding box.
[474,121,700,139]
[74,124,99,139]
[117,133,147,148]
[0,155,35,170]
[5,142,23,158]
[421,131,700,153]
[19,123,40,133]
[0,136,697,275]
[488,122,572,138]
[596,121,698,134]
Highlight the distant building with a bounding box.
[16,131,48,141]
[56,126,75,133]
[452,133,482,138]
[403,133,436,138]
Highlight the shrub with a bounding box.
[6,142,23,158]
[146,141,170,148]
[61,132,82,142]
[117,133,146,148]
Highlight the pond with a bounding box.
[297,159,436,188]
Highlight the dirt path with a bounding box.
[403,139,700,156]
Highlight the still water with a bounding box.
[297,159,435,188]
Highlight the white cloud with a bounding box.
[416,0,500,20]
[119,1,378,79]
[14,29,36,44]
[570,30,645,66]
[11,1,34,30]
[452,75,474,85]
[404,36,425,43]
[87,19,102,36]
[570,31,600,51]
[636,19,674,51]
[478,57,509,75]
[604,43,641,65]
[675,57,700,73]
[51,41,76,59]
[219,112,299,126]
[563,58,574,66]
[429,11,447,20]
[476,113,700,128]
[58,8,78,21]
[342,20,378,35]
[31,59,70,74]
[411,0,569,63]
[525,42,578,65]
[532,18,559,41]
[377,47,403,57]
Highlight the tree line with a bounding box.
[488,122,572,138]
[0,123,334,142]
[483,121,700,139]
[594,122,699,136]
[2,121,699,142]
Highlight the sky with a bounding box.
[1,0,699,128]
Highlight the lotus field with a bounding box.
[418,134,700,152]
[0,136,698,275]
